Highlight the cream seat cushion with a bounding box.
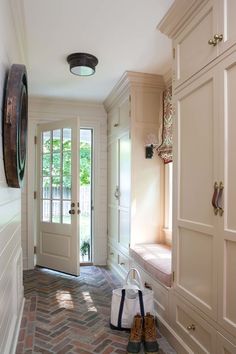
[130,243,172,287]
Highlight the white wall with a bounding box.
[0,0,25,353]
[22,97,107,269]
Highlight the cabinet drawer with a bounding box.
[216,332,236,354]
[171,294,217,354]
[174,0,217,87]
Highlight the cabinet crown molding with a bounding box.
[104,71,164,112]
[157,0,207,38]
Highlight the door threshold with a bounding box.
[80,262,93,266]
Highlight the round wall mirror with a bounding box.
[3,64,28,188]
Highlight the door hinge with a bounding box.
[34,191,37,199]
[172,271,175,282]
[173,48,175,59]
[34,246,37,254]
[129,94,131,102]
[34,136,37,144]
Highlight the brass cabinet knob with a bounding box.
[187,324,196,331]
[208,38,217,46]
[214,34,223,42]
[208,34,223,46]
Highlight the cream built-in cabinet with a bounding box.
[105,71,164,278]
[159,0,236,353]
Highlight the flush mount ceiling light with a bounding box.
[67,53,98,76]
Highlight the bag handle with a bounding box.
[117,289,145,329]
[124,268,143,290]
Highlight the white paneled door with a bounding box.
[37,118,80,275]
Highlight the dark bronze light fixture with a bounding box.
[67,53,98,76]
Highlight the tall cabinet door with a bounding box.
[108,139,118,245]
[173,68,219,320]
[118,132,131,252]
[218,51,236,338]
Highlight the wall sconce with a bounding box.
[145,145,154,159]
[145,133,159,159]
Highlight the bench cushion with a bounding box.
[130,243,172,287]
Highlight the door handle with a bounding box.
[69,209,75,215]
[114,186,120,199]
[212,182,219,215]
[216,181,224,216]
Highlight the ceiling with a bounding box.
[22,0,173,103]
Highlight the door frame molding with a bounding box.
[26,100,106,269]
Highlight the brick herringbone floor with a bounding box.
[16,266,176,354]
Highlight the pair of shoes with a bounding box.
[127,312,159,354]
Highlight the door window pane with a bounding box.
[43,200,50,222]
[53,129,61,151]
[63,176,71,199]
[42,177,51,199]
[63,201,71,224]
[52,153,61,176]
[52,200,61,223]
[63,152,71,175]
[42,154,50,176]
[63,128,71,151]
[52,177,61,199]
[43,131,51,153]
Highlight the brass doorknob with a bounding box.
[187,324,196,331]
[69,209,75,215]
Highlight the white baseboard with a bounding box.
[10,297,25,354]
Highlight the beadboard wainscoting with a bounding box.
[0,0,25,353]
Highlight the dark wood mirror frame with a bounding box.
[3,64,28,188]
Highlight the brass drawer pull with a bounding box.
[217,181,224,216]
[212,182,219,215]
[187,324,196,331]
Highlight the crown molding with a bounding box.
[29,96,106,118]
[157,0,207,38]
[104,71,164,112]
[9,0,28,64]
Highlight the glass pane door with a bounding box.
[80,129,92,262]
